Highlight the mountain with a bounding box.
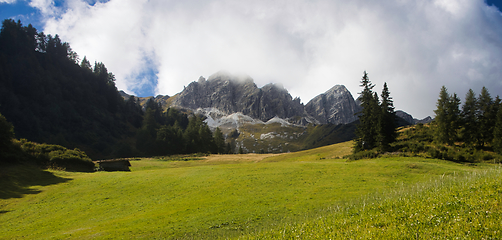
[169,71,310,123]
[305,85,361,125]
[167,71,365,126]
[396,110,434,125]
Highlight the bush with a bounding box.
[348,149,379,160]
[17,140,95,172]
[48,149,95,172]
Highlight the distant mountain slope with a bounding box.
[169,71,309,123]
[166,71,364,126]
[396,110,433,125]
[305,85,361,125]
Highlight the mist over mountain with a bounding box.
[163,71,368,126]
[136,71,429,129]
[169,71,308,123]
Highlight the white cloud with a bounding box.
[0,0,17,3]
[38,0,502,119]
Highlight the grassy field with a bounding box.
[0,141,499,239]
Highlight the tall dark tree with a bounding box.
[434,86,452,143]
[377,82,396,151]
[0,112,14,151]
[448,93,461,143]
[80,56,92,70]
[493,98,502,154]
[477,87,494,147]
[354,71,379,152]
[213,127,225,154]
[461,89,477,147]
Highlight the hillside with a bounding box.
[1,141,500,239]
[0,20,143,159]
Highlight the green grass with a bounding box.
[242,166,502,239]
[0,142,498,239]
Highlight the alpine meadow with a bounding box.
[1,16,502,240]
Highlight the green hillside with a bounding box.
[1,141,499,239]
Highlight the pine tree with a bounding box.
[477,87,493,147]
[80,56,92,70]
[448,93,461,144]
[493,97,502,154]
[461,89,477,147]
[378,82,397,151]
[213,127,225,154]
[0,112,14,151]
[434,86,451,144]
[354,71,379,152]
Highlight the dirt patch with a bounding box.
[201,153,282,163]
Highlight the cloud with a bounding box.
[38,0,502,119]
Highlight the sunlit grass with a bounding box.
[242,166,502,239]
[0,141,498,239]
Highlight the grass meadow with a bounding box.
[1,141,500,239]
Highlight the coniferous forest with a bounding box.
[352,70,502,161]
[0,19,224,161]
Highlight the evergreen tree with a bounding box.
[461,89,477,147]
[378,82,396,151]
[493,98,502,154]
[354,71,379,152]
[477,87,494,147]
[448,93,461,144]
[213,127,225,154]
[136,108,159,155]
[434,86,452,144]
[0,112,14,151]
[80,56,92,70]
[198,123,215,153]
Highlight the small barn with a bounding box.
[96,159,131,171]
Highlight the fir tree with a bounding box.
[434,86,454,144]
[354,71,379,152]
[477,87,494,147]
[0,112,14,151]
[448,93,461,144]
[213,127,225,154]
[378,82,397,151]
[493,98,502,154]
[461,89,477,147]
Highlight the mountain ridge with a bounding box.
[124,71,431,128]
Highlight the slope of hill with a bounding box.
[0,20,143,159]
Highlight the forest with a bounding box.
[0,19,225,161]
[351,71,502,161]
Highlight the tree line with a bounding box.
[0,19,229,160]
[434,86,502,154]
[130,99,229,157]
[354,71,397,153]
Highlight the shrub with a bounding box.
[48,149,95,172]
[17,140,95,172]
[348,149,379,160]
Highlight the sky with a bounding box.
[1,0,502,119]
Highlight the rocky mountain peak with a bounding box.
[170,72,306,123]
[305,85,361,125]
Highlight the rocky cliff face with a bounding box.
[305,85,361,125]
[170,71,308,123]
[396,110,434,125]
[396,110,414,125]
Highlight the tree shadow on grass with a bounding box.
[0,164,71,200]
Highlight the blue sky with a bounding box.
[1,0,502,119]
